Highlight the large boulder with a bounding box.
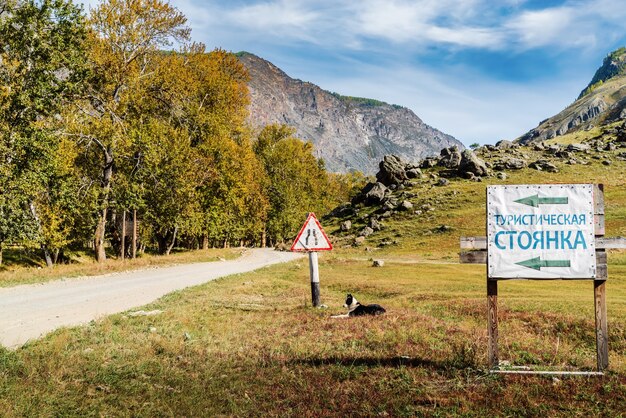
[567,143,590,152]
[459,149,488,176]
[438,146,462,169]
[420,158,438,169]
[529,160,558,172]
[362,182,388,205]
[494,158,527,170]
[495,140,515,150]
[376,155,408,186]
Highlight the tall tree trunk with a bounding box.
[0,243,3,266]
[120,210,126,260]
[202,234,209,250]
[28,202,53,267]
[261,227,267,248]
[165,226,178,255]
[132,209,137,259]
[94,149,114,263]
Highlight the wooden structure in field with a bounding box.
[461,184,626,374]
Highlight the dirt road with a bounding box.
[0,248,302,349]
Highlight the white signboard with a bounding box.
[291,213,333,252]
[487,184,596,279]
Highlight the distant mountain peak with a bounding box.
[579,47,626,99]
[518,47,626,144]
[237,52,462,174]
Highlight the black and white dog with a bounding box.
[331,294,386,318]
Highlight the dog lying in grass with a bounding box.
[331,294,386,318]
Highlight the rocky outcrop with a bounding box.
[361,182,388,205]
[376,155,408,186]
[238,52,463,174]
[459,149,488,177]
[438,146,462,169]
[518,47,626,144]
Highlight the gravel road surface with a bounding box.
[0,248,302,349]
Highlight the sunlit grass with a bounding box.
[1,147,626,415]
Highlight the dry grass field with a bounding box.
[1,151,626,416]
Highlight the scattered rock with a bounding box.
[372,260,385,267]
[420,157,438,168]
[376,155,408,186]
[405,167,422,179]
[567,143,590,152]
[354,236,366,246]
[436,178,450,187]
[436,225,453,233]
[529,160,559,172]
[328,203,355,218]
[362,182,388,205]
[340,220,352,232]
[360,227,374,237]
[496,172,507,180]
[502,158,527,170]
[495,139,515,149]
[459,149,488,176]
[398,200,413,211]
[369,218,381,231]
[438,146,462,169]
[602,159,612,166]
[546,144,561,154]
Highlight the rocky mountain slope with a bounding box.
[324,121,626,249]
[518,47,626,144]
[237,52,462,174]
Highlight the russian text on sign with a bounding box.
[487,184,596,279]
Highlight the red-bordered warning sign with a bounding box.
[290,213,333,252]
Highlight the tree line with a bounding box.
[0,0,362,266]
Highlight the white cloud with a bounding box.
[228,0,319,33]
[350,0,503,48]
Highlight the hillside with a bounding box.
[518,48,626,144]
[237,52,462,174]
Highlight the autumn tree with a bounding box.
[143,46,267,250]
[0,0,88,266]
[254,124,339,245]
[70,0,190,262]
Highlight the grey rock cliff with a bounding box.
[238,52,462,174]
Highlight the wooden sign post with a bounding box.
[291,213,333,307]
[460,184,624,374]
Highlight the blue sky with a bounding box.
[83,0,626,146]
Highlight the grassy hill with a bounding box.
[1,132,626,415]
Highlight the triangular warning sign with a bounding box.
[290,213,333,252]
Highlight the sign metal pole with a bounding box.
[309,251,320,307]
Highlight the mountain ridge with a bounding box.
[518,47,626,144]
[237,52,463,174]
